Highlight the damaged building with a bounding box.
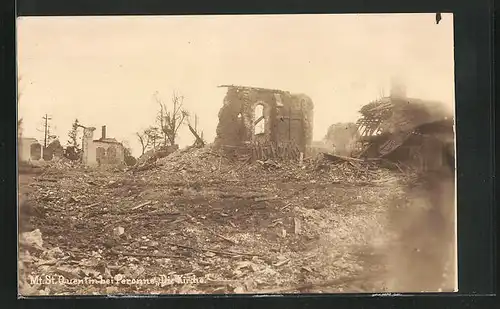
[82,125,125,166]
[18,138,64,163]
[322,122,360,156]
[214,85,314,158]
[354,84,455,172]
[19,137,42,162]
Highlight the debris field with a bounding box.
[19,145,427,295]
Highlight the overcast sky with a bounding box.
[17,13,455,157]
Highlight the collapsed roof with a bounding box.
[355,96,454,159]
[357,96,453,138]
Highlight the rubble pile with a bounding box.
[19,144,411,295]
[307,155,384,183]
[134,145,180,168]
[266,153,396,185]
[158,145,228,170]
[45,156,83,171]
[136,145,239,183]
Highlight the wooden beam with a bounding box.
[187,123,205,147]
[280,116,303,121]
[322,152,380,162]
[254,115,264,125]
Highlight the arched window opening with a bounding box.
[107,146,117,160]
[254,104,265,135]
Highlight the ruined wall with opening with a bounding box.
[214,86,314,155]
[93,142,125,165]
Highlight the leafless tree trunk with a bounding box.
[17,76,23,103]
[144,126,162,150]
[17,76,23,165]
[17,76,23,135]
[136,132,149,155]
[137,127,162,155]
[154,91,189,146]
[187,113,205,147]
[155,93,168,147]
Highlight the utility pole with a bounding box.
[42,114,51,148]
[37,114,58,149]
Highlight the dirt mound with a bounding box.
[134,145,239,183]
[136,145,180,167]
[43,156,83,170]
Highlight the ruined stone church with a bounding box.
[214,85,314,155]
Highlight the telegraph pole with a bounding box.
[42,114,51,148]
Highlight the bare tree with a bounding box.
[154,91,189,146]
[186,113,205,147]
[120,140,137,166]
[144,126,162,150]
[67,119,82,150]
[136,126,162,155]
[17,75,23,102]
[17,76,24,134]
[193,114,203,137]
[155,93,167,146]
[17,76,23,165]
[155,92,167,145]
[136,131,150,156]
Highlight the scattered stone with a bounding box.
[106,286,119,294]
[113,227,125,237]
[20,229,43,248]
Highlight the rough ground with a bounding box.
[18,146,455,295]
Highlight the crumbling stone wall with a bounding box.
[96,147,106,164]
[81,127,125,166]
[93,142,125,165]
[215,87,276,146]
[214,86,314,155]
[82,127,97,166]
[279,93,314,153]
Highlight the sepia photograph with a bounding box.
[17,13,457,296]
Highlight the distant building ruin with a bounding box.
[354,85,454,172]
[19,137,42,162]
[82,125,125,166]
[214,85,314,156]
[19,137,65,163]
[43,139,64,161]
[322,122,360,156]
